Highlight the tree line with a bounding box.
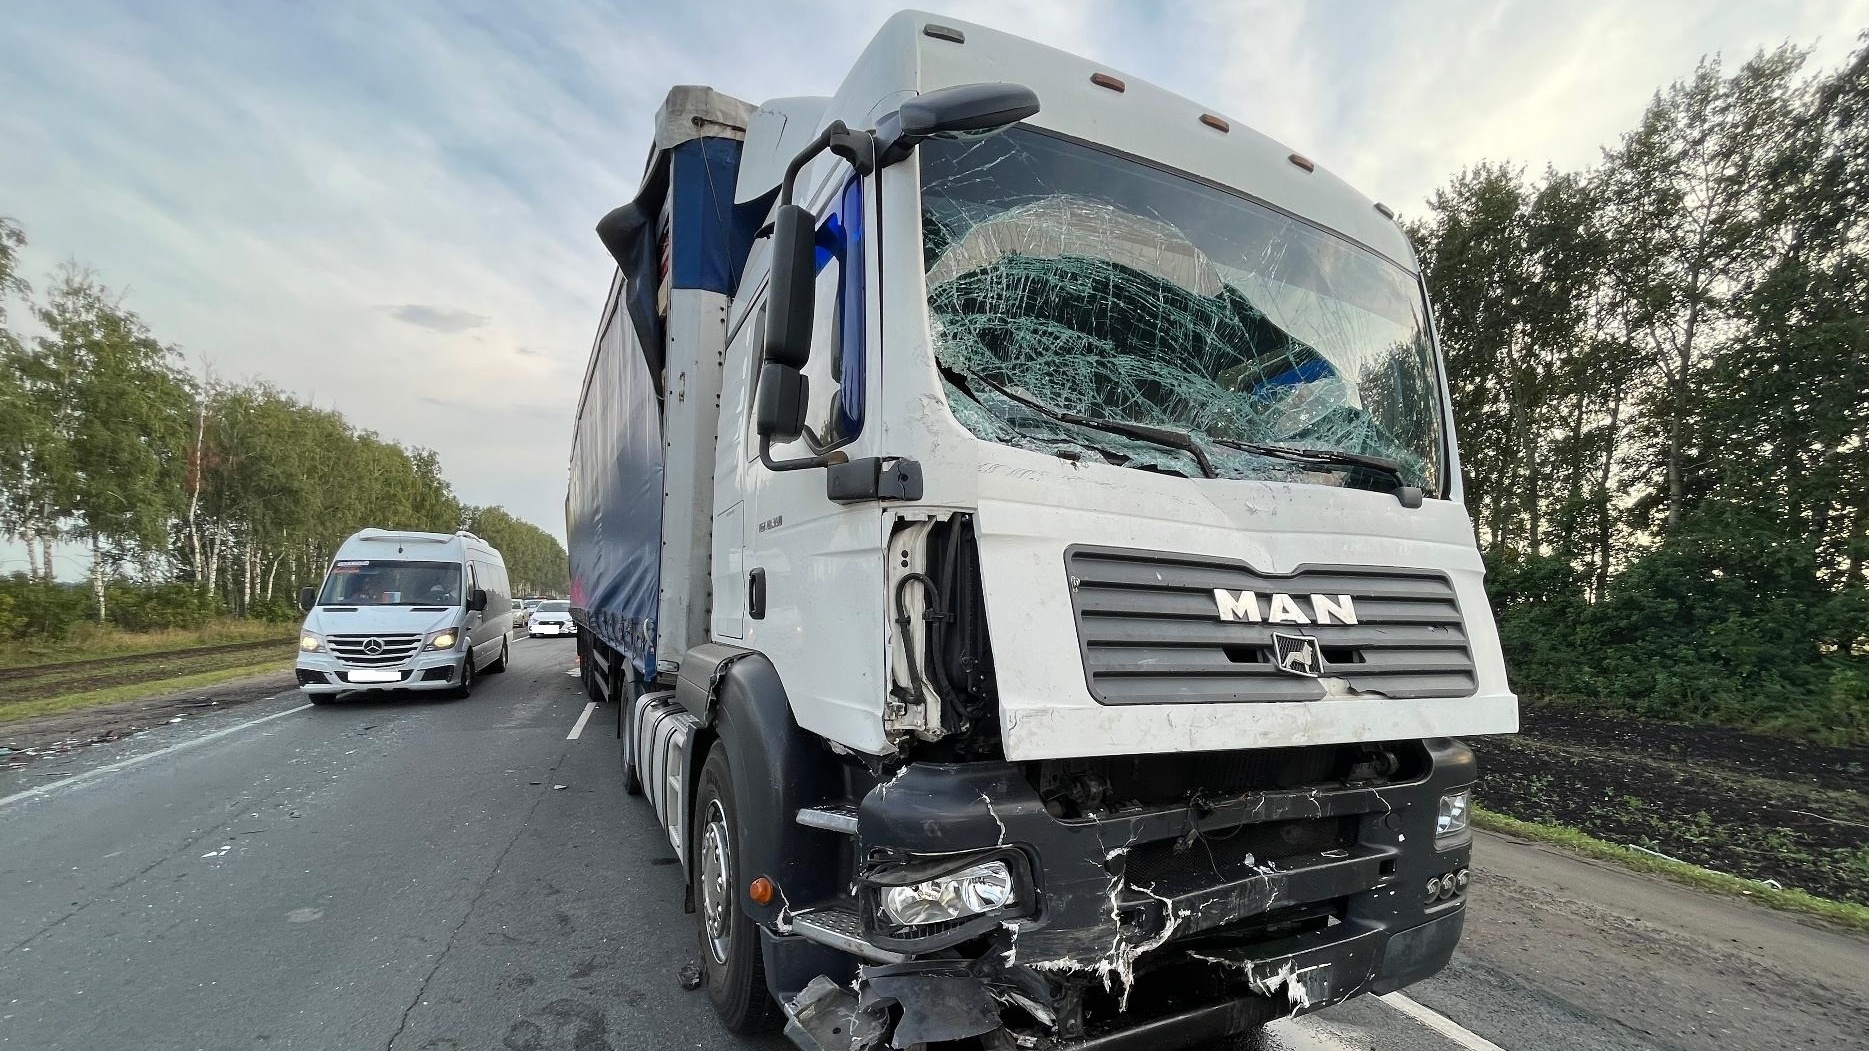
[1412,35,1868,742]
[0,220,568,634]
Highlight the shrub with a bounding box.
[0,574,90,641]
[106,581,223,632]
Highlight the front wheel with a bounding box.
[485,638,509,674]
[454,652,476,698]
[692,748,779,1033]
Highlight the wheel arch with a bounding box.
[678,646,847,927]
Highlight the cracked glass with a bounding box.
[919,127,1445,493]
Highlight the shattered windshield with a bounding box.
[920,127,1445,493]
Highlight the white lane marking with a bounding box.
[0,702,315,809]
[566,702,597,741]
[1379,993,1509,1051]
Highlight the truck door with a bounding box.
[741,174,889,755]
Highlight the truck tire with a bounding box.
[485,638,509,674]
[618,673,642,796]
[692,747,779,1033]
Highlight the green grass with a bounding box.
[0,618,295,670]
[1475,805,1869,934]
[0,659,292,725]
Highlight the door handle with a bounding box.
[748,568,766,620]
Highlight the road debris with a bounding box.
[677,963,703,990]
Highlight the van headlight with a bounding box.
[877,861,1017,926]
[427,629,459,651]
[299,633,323,652]
[1437,788,1472,839]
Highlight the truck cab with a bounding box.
[569,12,1515,1049]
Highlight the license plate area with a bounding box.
[347,669,405,683]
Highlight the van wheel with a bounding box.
[693,748,779,1033]
[486,638,509,674]
[455,653,476,698]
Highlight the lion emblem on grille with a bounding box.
[1271,632,1322,678]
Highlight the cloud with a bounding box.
[2,0,1867,548]
[384,304,490,333]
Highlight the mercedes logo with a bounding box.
[362,638,385,655]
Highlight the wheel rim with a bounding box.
[698,798,734,965]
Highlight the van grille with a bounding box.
[1066,546,1474,704]
[327,633,424,667]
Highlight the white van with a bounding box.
[295,529,513,701]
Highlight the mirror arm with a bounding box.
[759,435,835,473]
[779,120,875,205]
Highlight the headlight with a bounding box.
[1437,788,1472,838]
[428,630,458,651]
[299,633,322,652]
[878,861,1016,926]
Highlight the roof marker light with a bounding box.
[1375,202,1397,219]
[1288,153,1316,172]
[1090,72,1126,93]
[923,23,965,43]
[1200,114,1230,132]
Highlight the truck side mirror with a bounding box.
[875,82,1041,167]
[763,204,817,370]
[298,586,316,612]
[755,363,809,442]
[469,588,488,612]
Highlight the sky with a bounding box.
[3,0,1867,575]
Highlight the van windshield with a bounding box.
[317,560,462,606]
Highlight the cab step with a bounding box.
[794,804,858,835]
[789,904,904,964]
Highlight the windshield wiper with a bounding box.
[1210,439,1424,506]
[942,366,1217,478]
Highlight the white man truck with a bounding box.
[567,12,1516,1050]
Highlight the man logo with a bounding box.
[1272,632,1324,677]
[1212,589,1357,625]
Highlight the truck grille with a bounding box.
[1066,546,1474,704]
[326,633,423,667]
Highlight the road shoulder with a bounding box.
[1413,829,1869,1051]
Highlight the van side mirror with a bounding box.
[469,588,488,612]
[755,363,809,442]
[763,204,817,370]
[298,586,316,612]
[875,82,1041,167]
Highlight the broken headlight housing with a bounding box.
[877,861,1016,926]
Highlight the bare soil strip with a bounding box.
[1471,706,1869,907]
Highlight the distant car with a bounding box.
[510,599,528,634]
[527,600,574,637]
[522,597,544,617]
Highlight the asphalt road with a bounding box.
[3,637,1864,1051]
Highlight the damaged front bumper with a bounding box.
[783,739,1473,1050]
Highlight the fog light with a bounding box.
[1425,875,1444,902]
[1437,789,1472,838]
[1455,868,1470,890]
[878,861,1015,926]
